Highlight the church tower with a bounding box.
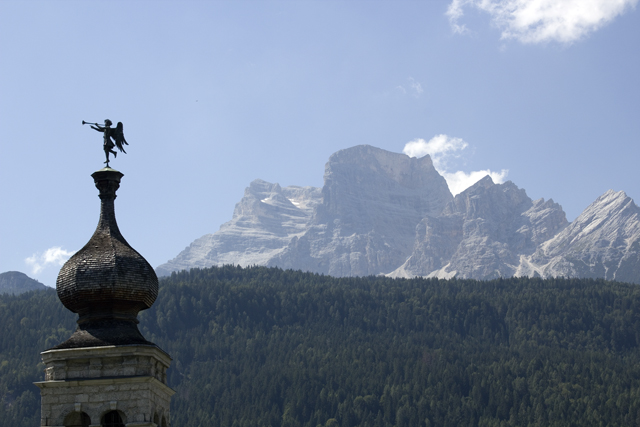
[35,168,174,427]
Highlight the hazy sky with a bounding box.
[1,0,638,288]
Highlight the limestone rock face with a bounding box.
[156,179,322,276]
[517,190,640,283]
[390,177,569,279]
[157,145,453,277]
[157,145,640,284]
[271,145,453,276]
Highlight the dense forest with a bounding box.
[2,266,640,426]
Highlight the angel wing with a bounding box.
[113,122,129,153]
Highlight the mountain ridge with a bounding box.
[0,271,48,295]
[157,145,640,283]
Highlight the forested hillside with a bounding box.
[0,289,75,427]
[2,266,640,426]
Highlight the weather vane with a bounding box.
[82,119,129,167]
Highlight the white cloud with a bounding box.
[403,135,508,196]
[409,78,423,97]
[447,0,471,34]
[403,135,468,171]
[25,247,75,275]
[447,0,638,44]
[396,78,424,98]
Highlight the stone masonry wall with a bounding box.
[35,345,174,427]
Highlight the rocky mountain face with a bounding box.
[268,145,453,276]
[157,145,640,284]
[156,179,321,276]
[517,190,640,283]
[390,176,569,280]
[0,271,48,294]
[157,146,452,277]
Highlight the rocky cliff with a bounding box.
[157,145,640,284]
[517,190,640,283]
[268,145,453,276]
[155,179,321,276]
[390,176,569,279]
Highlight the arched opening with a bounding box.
[101,410,125,427]
[153,412,159,425]
[161,415,167,427]
[64,411,91,427]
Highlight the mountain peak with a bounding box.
[526,189,640,283]
[568,189,636,231]
[156,146,640,284]
[471,175,495,189]
[592,189,630,207]
[327,145,438,188]
[0,271,48,295]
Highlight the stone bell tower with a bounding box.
[35,168,174,427]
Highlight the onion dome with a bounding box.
[53,168,158,349]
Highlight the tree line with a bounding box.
[2,266,640,426]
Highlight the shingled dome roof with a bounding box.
[53,168,158,349]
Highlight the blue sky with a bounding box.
[1,0,638,288]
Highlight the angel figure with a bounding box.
[90,119,129,167]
